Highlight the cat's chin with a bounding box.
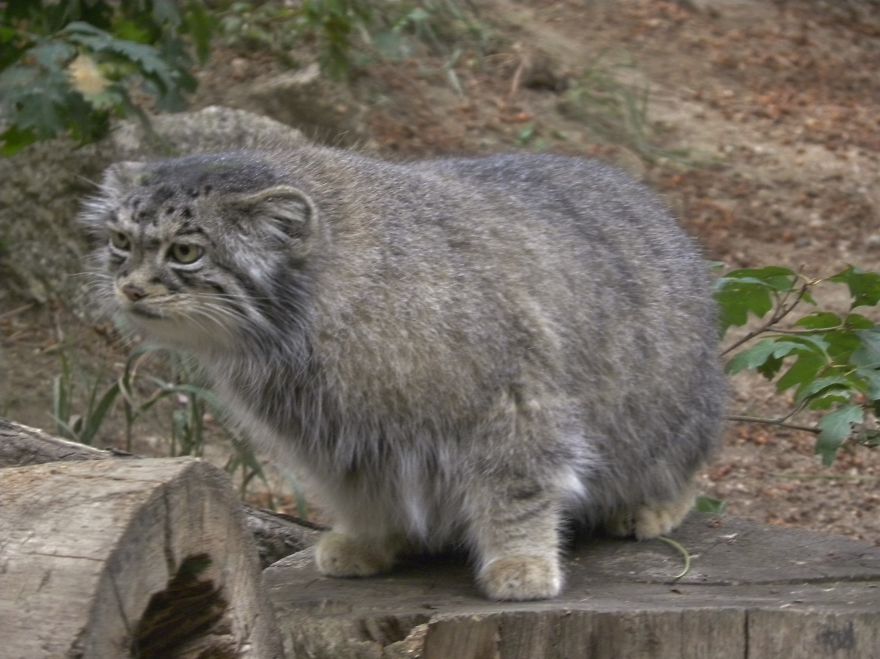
[117,310,232,353]
[128,306,164,320]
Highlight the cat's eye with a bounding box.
[168,243,204,265]
[109,231,131,251]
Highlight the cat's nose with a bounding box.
[122,284,147,302]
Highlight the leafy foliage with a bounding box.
[1,1,485,155]
[716,265,880,465]
[0,0,213,155]
[216,0,486,78]
[301,0,375,78]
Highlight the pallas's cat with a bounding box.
[82,148,724,600]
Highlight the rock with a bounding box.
[220,63,368,146]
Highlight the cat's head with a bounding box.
[80,152,317,352]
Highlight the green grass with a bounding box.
[558,54,692,165]
[52,345,287,507]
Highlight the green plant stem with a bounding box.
[656,535,691,581]
[770,326,844,335]
[777,473,879,483]
[0,303,33,321]
[720,281,810,356]
[726,414,820,434]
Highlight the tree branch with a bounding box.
[720,281,811,356]
[726,414,820,434]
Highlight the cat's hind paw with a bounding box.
[478,555,562,601]
[315,531,397,577]
[606,485,696,540]
[634,487,695,540]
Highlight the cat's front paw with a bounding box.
[315,531,397,577]
[478,555,562,601]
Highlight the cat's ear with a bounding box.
[229,185,318,252]
[101,161,148,193]
[79,161,148,235]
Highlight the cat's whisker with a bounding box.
[197,291,274,303]
[172,306,218,337]
[187,298,264,334]
[188,306,240,330]
[74,173,101,188]
[68,271,112,282]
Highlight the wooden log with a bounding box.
[265,515,880,659]
[0,457,284,658]
[0,418,321,567]
[0,418,118,466]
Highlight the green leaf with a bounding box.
[816,404,863,466]
[795,375,854,405]
[407,7,432,23]
[823,329,862,364]
[694,495,726,514]
[830,267,880,309]
[844,313,875,330]
[852,329,880,369]
[714,279,773,332]
[111,19,154,45]
[778,334,830,354]
[82,85,126,111]
[726,339,780,375]
[726,338,825,376]
[855,367,880,401]
[6,73,78,137]
[0,125,38,156]
[152,0,183,28]
[518,124,536,145]
[79,381,121,445]
[795,312,840,330]
[30,40,77,68]
[62,22,177,89]
[776,351,826,393]
[0,27,18,43]
[0,63,38,90]
[757,353,784,380]
[183,0,215,64]
[723,266,798,292]
[808,390,853,411]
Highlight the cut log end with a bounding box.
[0,458,283,658]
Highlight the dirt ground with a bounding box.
[2,0,879,544]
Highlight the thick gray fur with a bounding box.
[81,147,725,600]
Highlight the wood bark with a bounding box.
[0,418,320,567]
[0,417,119,465]
[265,515,880,658]
[0,457,284,658]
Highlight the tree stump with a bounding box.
[0,457,283,658]
[265,515,880,659]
